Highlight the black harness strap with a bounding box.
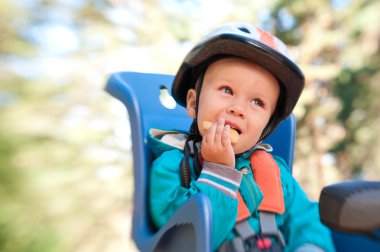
[259,212,286,247]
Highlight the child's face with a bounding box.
[186,58,280,154]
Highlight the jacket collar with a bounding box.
[149,128,273,158]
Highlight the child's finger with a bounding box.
[215,119,224,142]
[205,121,217,144]
[221,125,232,147]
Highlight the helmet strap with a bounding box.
[194,72,205,116]
[180,72,205,188]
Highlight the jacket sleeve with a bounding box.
[274,157,335,252]
[149,149,242,250]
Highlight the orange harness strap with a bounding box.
[251,150,285,214]
[236,150,285,221]
[236,191,251,222]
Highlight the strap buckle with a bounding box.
[256,237,272,249]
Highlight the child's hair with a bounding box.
[171,23,305,187]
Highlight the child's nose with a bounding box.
[227,104,245,119]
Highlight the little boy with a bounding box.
[148,23,335,252]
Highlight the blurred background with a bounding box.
[0,0,379,251]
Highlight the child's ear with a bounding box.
[186,89,197,119]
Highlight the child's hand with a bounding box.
[201,118,235,168]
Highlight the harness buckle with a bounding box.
[257,237,272,249]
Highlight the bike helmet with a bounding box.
[172,22,305,139]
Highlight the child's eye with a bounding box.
[251,98,264,107]
[220,86,233,95]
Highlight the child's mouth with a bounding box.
[230,126,241,134]
[225,121,241,135]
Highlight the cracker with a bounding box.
[202,120,239,144]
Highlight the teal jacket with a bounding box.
[148,129,335,252]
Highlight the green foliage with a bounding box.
[329,67,377,173]
[333,67,375,123]
[0,133,61,251]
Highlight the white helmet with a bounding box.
[172,22,304,123]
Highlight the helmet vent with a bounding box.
[238,27,250,34]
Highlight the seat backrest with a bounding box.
[105,71,296,247]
